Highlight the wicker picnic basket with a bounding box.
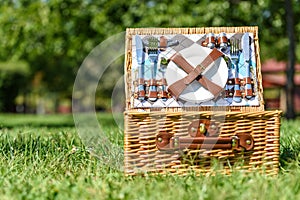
[124,27,281,175]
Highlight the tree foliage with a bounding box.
[0,0,299,111]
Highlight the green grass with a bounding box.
[0,114,299,200]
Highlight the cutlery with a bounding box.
[242,32,253,99]
[202,33,216,49]
[230,39,242,103]
[157,36,178,101]
[147,37,159,102]
[135,35,146,101]
[141,36,179,102]
[158,57,168,100]
[217,32,229,51]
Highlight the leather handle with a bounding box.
[156,132,254,151]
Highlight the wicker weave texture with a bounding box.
[124,27,281,176]
[124,110,281,175]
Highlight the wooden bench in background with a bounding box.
[262,59,300,112]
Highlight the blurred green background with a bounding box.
[0,0,299,115]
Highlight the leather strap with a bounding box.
[158,90,168,99]
[245,89,253,97]
[159,36,168,51]
[148,91,158,99]
[148,79,156,86]
[137,78,144,85]
[167,48,224,100]
[225,87,234,97]
[244,77,252,84]
[137,78,145,99]
[158,78,168,99]
[148,79,158,99]
[138,89,145,99]
[226,78,235,85]
[156,131,254,151]
[244,77,253,98]
[233,78,242,98]
[225,77,255,98]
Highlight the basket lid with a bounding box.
[124,27,264,112]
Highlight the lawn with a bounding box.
[0,113,299,200]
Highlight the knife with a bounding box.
[231,39,242,103]
[242,33,253,99]
[135,35,146,101]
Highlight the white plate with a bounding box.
[166,43,228,103]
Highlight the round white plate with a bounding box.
[166,43,228,103]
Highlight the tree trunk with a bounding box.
[285,0,296,119]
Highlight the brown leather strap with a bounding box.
[148,90,158,99]
[148,79,158,99]
[158,78,168,99]
[233,89,242,98]
[244,77,252,84]
[244,77,253,98]
[156,131,254,151]
[245,89,253,97]
[233,78,241,97]
[178,137,232,150]
[158,90,168,99]
[225,87,234,97]
[226,78,235,85]
[234,78,240,85]
[159,36,168,51]
[137,78,145,99]
[236,133,254,151]
[138,78,144,85]
[168,48,223,100]
[148,79,156,86]
[177,137,232,150]
[138,90,145,99]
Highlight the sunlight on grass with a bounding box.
[0,114,299,199]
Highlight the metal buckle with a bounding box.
[196,64,206,72]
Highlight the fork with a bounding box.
[230,39,242,103]
[147,37,159,102]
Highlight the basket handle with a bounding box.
[155,132,254,151]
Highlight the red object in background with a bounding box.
[261,59,300,73]
[262,59,300,112]
[262,59,300,88]
[263,74,300,88]
[58,105,71,113]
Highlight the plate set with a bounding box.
[131,32,259,108]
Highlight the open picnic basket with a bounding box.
[123,27,281,175]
